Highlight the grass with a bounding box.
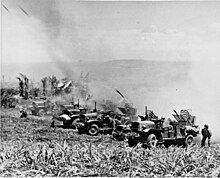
[1,108,220,177]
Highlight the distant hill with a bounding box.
[93,60,190,88]
[1,59,190,89]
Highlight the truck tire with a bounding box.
[128,137,138,147]
[147,134,158,148]
[185,135,194,146]
[31,110,37,116]
[78,127,84,134]
[38,109,45,117]
[50,121,55,128]
[88,124,99,136]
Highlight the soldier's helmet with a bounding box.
[204,124,208,129]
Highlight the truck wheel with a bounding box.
[78,127,84,134]
[38,109,45,117]
[50,121,55,128]
[185,135,194,146]
[128,137,138,147]
[147,134,158,148]
[71,118,80,129]
[31,110,36,116]
[88,124,99,136]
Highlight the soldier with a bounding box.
[20,107,27,118]
[201,125,212,147]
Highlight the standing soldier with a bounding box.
[19,106,27,118]
[201,125,212,147]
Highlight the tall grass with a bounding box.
[1,139,220,177]
[1,110,220,177]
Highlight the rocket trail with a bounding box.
[1,3,10,13]
[19,6,29,16]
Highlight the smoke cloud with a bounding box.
[2,5,51,64]
[189,60,220,141]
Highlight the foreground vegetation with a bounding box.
[1,109,220,177]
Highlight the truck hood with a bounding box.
[83,112,98,117]
[139,120,155,126]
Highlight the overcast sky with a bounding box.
[2,0,220,63]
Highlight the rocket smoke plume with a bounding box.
[2,0,79,80]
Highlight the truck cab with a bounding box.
[127,108,199,148]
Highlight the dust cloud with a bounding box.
[129,60,220,141]
[189,60,220,141]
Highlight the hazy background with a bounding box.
[1,1,220,140]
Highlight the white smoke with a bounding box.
[2,8,51,64]
[189,59,220,141]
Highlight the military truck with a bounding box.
[51,89,136,136]
[1,88,19,108]
[127,108,199,148]
[3,96,18,108]
[30,100,54,117]
[75,110,123,136]
[112,107,156,141]
[51,101,96,128]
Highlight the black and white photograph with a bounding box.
[1,0,220,177]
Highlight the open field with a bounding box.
[1,108,220,177]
